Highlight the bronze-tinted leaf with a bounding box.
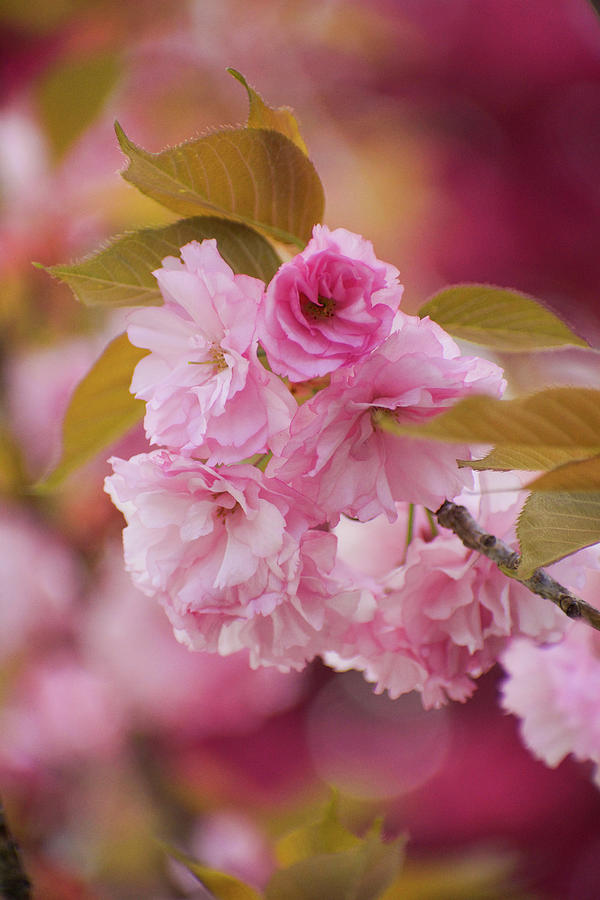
[115,123,324,247]
[526,455,600,492]
[419,284,587,351]
[46,217,282,307]
[517,491,600,577]
[379,388,600,455]
[463,445,595,472]
[38,334,145,489]
[228,68,308,155]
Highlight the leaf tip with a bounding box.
[227,67,246,86]
[114,120,129,150]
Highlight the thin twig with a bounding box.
[435,500,600,632]
[0,800,31,900]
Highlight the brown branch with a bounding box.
[0,800,31,900]
[435,500,600,632]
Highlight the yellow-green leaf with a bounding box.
[181,865,261,900]
[266,836,405,900]
[418,284,587,351]
[517,491,600,577]
[163,845,262,900]
[265,849,369,900]
[526,455,600,492]
[228,68,309,155]
[268,798,404,900]
[276,796,360,867]
[45,217,282,307]
[115,123,324,247]
[37,52,120,160]
[38,334,145,490]
[462,445,594,472]
[378,388,600,455]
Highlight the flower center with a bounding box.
[210,347,227,370]
[300,292,336,320]
[189,345,228,370]
[370,406,396,430]
[214,493,239,519]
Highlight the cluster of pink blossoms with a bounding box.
[501,568,600,786]
[105,225,567,704]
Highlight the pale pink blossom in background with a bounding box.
[258,225,403,381]
[502,577,600,787]
[7,337,104,477]
[105,450,336,669]
[268,315,505,522]
[0,655,124,778]
[188,812,274,889]
[0,507,81,663]
[128,240,295,462]
[84,546,304,735]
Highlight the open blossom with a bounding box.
[258,225,403,381]
[104,450,339,670]
[501,579,600,787]
[326,487,567,708]
[268,314,505,523]
[127,239,296,462]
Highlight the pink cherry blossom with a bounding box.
[104,450,339,669]
[258,224,403,381]
[127,239,296,462]
[268,314,505,523]
[501,576,600,787]
[83,545,304,736]
[326,486,567,708]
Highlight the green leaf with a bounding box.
[38,334,145,489]
[37,52,120,159]
[265,850,368,900]
[163,845,262,900]
[115,123,324,247]
[517,491,600,577]
[378,388,600,457]
[276,796,361,867]
[266,836,404,900]
[267,798,405,900]
[45,217,282,308]
[418,284,587,351]
[228,68,309,155]
[462,445,594,472]
[525,455,600,492]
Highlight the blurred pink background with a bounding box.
[2,2,600,897]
